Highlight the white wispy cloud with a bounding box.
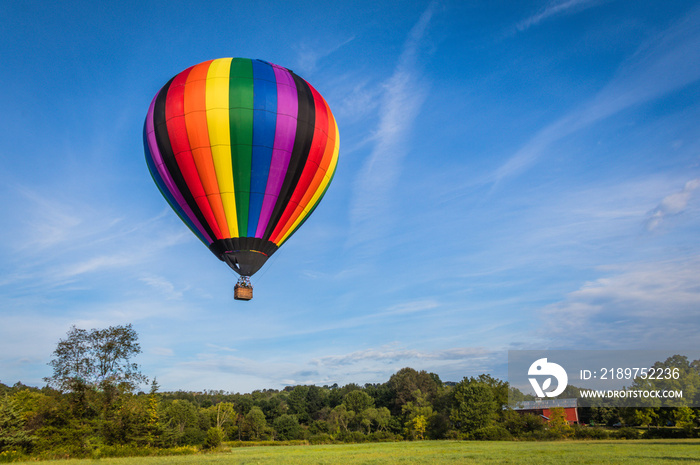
[348,3,436,249]
[375,299,439,317]
[154,343,499,392]
[294,35,356,76]
[139,274,184,300]
[645,178,700,230]
[538,256,700,349]
[0,180,191,294]
[6,184,93,252]
[331,75,382,125]
[516,0,602,32]
[312,345,490,367]
[150,347,174,357]
[495,5,700,185]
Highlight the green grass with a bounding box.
[10,440,700,465]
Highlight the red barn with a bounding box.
[513,398,579,424]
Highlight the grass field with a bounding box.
[10,440,700,465]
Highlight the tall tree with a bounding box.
[44,326,91,392]
[45,324,146,392]
[242,406,268,440]
[0,394,36,452]
[450,379,498,435]
[387,368,440,414]
[342,390,374,414]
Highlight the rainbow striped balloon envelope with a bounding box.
[144,58,339,280]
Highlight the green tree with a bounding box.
[630,408,657,427]
[329,404,354,434]
[499,409,545,436]
[547,407,572,438]
[374,407,391,432]
[673,406,696,433]
[355,406,391,434]
[408,415,427,440]
[474,374,509,411]
[450,379,498,435]
[145,379,162,445]
[242,406,268,440]
[343,390,374,414]
[0,394,36,452]
[273,414,302,440]
[286,386,310,423]
[402,390,434,440]
[208,402,236,430]
[388,368,440,415]
[204,427,225,449]
[306,386,329,420]
[165,399,198,435]
[45,324,146,392]
[629,355,700,408]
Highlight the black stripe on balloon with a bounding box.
[262,73,316,241]
[153,78,218,246]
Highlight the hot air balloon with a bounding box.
[143,58,339,300]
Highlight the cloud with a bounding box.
[151,347,174,357]
[294,35,356,76]
[154,343,499,392]
[495,5,700,185]
[538,256,700,349]
[156,352,306,391]
[348,3,436,249]
[516,0,602,32]
[645,178,700,230]
[0,180,191,294]
[139,275,184,300]
[61,254,141,279]
[312,345,490,367]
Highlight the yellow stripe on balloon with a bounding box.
[278,117,340,245]
[206,58,239,237]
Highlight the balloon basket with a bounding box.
[234,277,253,301]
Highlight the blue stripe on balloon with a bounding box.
[248,60,278,237]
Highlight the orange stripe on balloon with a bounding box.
[166,66,223,239]
[184,61,231,238]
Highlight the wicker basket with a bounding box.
[234,285,253,301]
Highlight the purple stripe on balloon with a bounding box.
[146,92,214,244]
[255,64,299,238]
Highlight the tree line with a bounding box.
[1,325,698,461]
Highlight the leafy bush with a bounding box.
[204,427,225,449]
[571,425,610,440]
[0,450,27,463]
[368,431,399,442]
[642,428,696,439]
[181,426,207,445]
[273,414,302,440]
[308,433,334,445]
[521,428,568,441]
[611,427,641,440]
[471,425,512,441]
[337,431,368,443]
[445,429,468,440]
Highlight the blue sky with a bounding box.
[1,0,699,393]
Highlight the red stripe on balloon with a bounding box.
[165,66,223,239]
